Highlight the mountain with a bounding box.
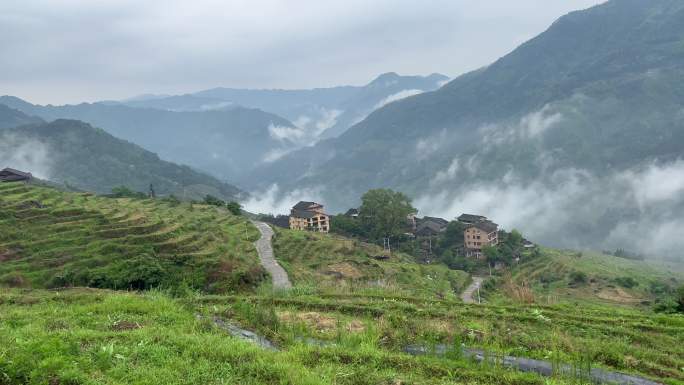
[0,97,297,182]
[0,104,43,129]
[119,72,449,140]
[0,118,243,200]
[249,0,684,257]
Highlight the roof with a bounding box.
[458,213,487,223]
[292,201,321,210]
[416,221,446,236]
[290,209,319,219]
[0,168,32,178]
[345,208,359,216]
[467,220,498,233]
[421,216,449,226]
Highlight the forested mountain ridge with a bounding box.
[248,0,684,257]
[0,118,243,200]
[0,96,297,182]
[118,72,449,140]
[0,104,43,129]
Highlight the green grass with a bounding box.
[510,248,684,306]
[3,182,684,384]
[1,288,588,385]
[272,227,470,299]
[0,182,263,293]
[197,291,684,384]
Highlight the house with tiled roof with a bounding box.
[0,168,32,183]
[462,215,499,258]
[289,201,330,233]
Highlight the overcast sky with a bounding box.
[1,0,605,104]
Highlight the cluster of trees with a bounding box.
[202,195,242,216]
[107,187,242,216]
[332,188,534,272]
[333,189,416,243]
[653,283,684,314]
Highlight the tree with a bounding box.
[226,201,242,216]
[358,189,416,241]
[437,221,466,253]
[203,194,225,207]
[110,186,146,199]
[483,245,500,267]
[331,214,363,238]
[677,285,684,312]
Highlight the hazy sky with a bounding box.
[1,0,605,104]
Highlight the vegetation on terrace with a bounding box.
[2,287,682,385]
[272,227,470,299]
[505,248,684,310]
[0,182,263,293]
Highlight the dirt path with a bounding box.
[251,221,292,290]
[461,276,485,304]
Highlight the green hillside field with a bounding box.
[0,182,263,293]
[2,182,684,384]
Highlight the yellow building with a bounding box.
[464,221,499,258]
[289,201,330,233]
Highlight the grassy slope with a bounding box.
[2,288,681,385]
[510,248,684,306]
[1,288,574,385]
[272,227,470,299]
[0,182,262,293]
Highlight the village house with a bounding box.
[463,220,499,258]
[289,201,330,233]
[457,213,487,225]
[415,216,449,237]
[0,168,32,183]
[344,208,359,218]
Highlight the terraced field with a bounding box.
[1,288,681,385]
[0,182,263,293]
[272,227,471,299]
[509,248,684,306]
[198,291,684,384]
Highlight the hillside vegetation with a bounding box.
[1,287,682,385]
[272,228,470,299]
[0,119,243,201]
[0,182,262,293]
[508,248,684,307]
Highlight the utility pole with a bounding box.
[383,237,391,256]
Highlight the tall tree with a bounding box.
[359,189,416,241]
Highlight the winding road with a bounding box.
[461,276,485,303]
[251,221,292,290]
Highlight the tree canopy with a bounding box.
[359,189,416,241]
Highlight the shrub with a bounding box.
[614,276,638,289]
[568,271,588,286]
[203,194,225,207]
[110,186,146,199]
[226,201,242,215]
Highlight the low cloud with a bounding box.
[415,129,448,160]
[619,159,684,208]
[242,184,323,215]
[374,89,423,109]
[431,157,460,185]
[268,123,304,142]
[415,160,684,259]
[480,105,564,147]
[0,133,52,180]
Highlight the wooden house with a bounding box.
[0,168,32,183]
[289,201,330,233]
[464,220,499,258]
